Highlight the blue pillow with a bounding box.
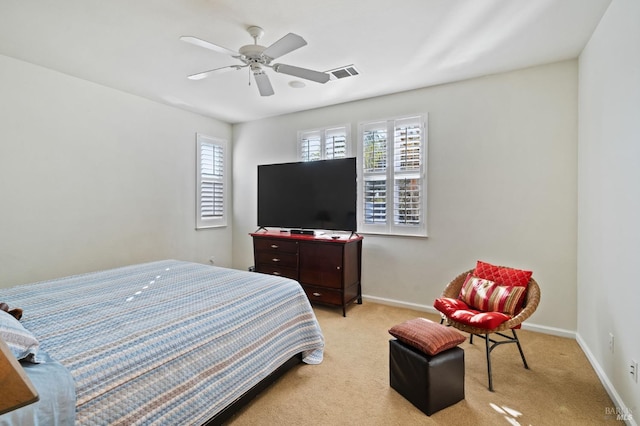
[0,310,40,362]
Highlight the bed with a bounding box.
[0,259,324,425]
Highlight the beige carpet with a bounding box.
[228,302,622,425]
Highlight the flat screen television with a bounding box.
[257,157,357,232]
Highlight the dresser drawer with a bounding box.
[255,251,298,269]
[302,285,342,306]
[255,265,298,280]
[254,238,298,253]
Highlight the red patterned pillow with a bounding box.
[459,274,526,315]
[389,318,466,356]
[449,309,513,330]
[473,260,532,287]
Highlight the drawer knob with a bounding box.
[270,244,279,249]
[312,292,322,297]
[272,258,280,262]
[336,266,341,270]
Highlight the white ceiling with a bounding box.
[0,0,611,124]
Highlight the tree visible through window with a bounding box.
[359,115,427,236]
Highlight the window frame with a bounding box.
[196,133,228,229]
[357,114,428,237]
[298,124,351,161]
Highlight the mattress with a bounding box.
[0,260,324,425]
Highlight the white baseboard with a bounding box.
[362,295,435,314]
[362,294,575,338]
[576,334,637,426]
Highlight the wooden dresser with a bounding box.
[251,230,363,316]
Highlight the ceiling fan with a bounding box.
[180,26,330,96]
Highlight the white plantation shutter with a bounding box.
[364,178,387,223]
[197,134,227,228]
[362,122,388,224]
[394,178,421,225]
[300,131,322,162]
[358,115,427,236]
[325,127,347,159]
[199,143,223,218]
[393,117,422,226]
[299,125,350,162]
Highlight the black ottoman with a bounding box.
[389,338,465,415]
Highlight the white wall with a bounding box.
[0,54,233,288]
[578,0,640,418]
[233,60,578,333]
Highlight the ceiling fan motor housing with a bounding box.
[239,44,269,64]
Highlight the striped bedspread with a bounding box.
[1,260,324,425]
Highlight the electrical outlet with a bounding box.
[631,360,638,383]
[608,333,614,353]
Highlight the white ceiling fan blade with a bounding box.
[272,63,330,84]
[263,33,307,60]
[254,72,274,96]
[180,36,239,57]
[187,65,245,80]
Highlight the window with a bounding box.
[298,125,350,161]
[358,114,427,236]
[196,134,227,229]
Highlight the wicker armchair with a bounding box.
[436,269,541,391]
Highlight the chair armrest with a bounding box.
[441,270,473,299]
[503,278,541,330]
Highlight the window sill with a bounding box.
[358,230,428,238]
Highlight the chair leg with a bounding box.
[479,330,530,391]
[512,329,529,369]
[484,334,494,392]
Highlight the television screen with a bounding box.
[257,158,357,232]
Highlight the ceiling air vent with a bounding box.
[327,65,360,81]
